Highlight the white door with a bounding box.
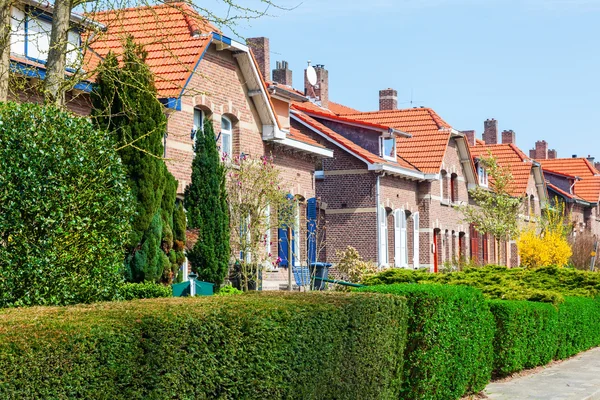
[394,210,407,268]
[379,205,388,266]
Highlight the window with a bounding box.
[193,108,204,143]
[440,170,449,202]
[378,205,388,266]
[27,15,52,62]
[450,173,458,203]
[394,209,408,268]
[380,135,396,161]
[221,116,232,157]
[477,163,488,187]
[413,213,420,269]
[293,199,301,266]
[65,30,81,68]
[10,7,26,56]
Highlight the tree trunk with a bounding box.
[44,0,72,107]
[0,0,12,102]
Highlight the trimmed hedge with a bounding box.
[0,292,407,399]
[488,300,558,376]
[117,282,172,300]
[556,296,600,359]
[358,284,494,400]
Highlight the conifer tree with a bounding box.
[91,36,182,282]
[185,119,230,286]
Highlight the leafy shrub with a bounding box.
[488,300,558,377]
[335,246,379,283]
[216,284,243,296]
[555,296,600,359]
[358,284,494,400]
[0,102,132,307]
[363,265,600,304]
[0,293,407,399]
[118,282,172,300]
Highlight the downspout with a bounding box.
[376,173,381,267]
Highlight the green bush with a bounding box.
[556,297,600,359]
[216,284,243,296]
[488,300,558,377]
[118,282,172,300]
[0,292,407,399]
[358,284,494,400]
[363,265,600,304]
[0,102,132,307]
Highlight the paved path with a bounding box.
[485,347,600,400]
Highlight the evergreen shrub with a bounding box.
[358,284,494,400]
[0,293,407,400]
[555,296,600,359]
[118,282,172,300]
[488,300,558,376]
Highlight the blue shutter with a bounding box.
[306,197,317,265]
[278,227,289,267]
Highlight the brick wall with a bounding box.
[9,87,92,116]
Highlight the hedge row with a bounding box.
[0,292,407,400]
[357,284,495,400]
[117,282,172,300]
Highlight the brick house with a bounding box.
[468,123,548,266]
[283,78,479,271]
[90,6,333,288]
[6,0,96,115]
[534,153,600,238]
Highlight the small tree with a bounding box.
[184,119,230,286]
[0,102,133,307]
[226,154,294,291]
[91,36,181,282]
[461,154,522,247]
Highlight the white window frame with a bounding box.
[379,205,388,267]
[413,212,420,269]
[193,108,204,144]
[10,7,26,57]
[379,134,397,161]
[477,163,489,187]
[394,209,408,268]
[221,116,232,158]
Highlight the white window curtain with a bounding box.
[221,116,232,157]
[379,205,388,267]
[413,212,420,269]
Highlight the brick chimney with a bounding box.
[379,88,398,111]
[247,37,270,81]
[305,64,329,109]
[548,149,557,159]
[462,130,476,147]
[272,60,292,86]
[532,140,549,159]
[529,149,536,159]
[595,161,600,171]
[587,155,595,165]
[501,129,516,144]
[483,119,498,145]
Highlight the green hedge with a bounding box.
[488,300,558,376]
[0,292,407,399]
[117,282,172,300]
[556,297,600,359]
[358,284,494,400]
[362,265,600,304]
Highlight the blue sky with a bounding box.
[207,0,599,160]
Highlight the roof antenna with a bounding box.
[410,88,414,107]
[305,60,318,101]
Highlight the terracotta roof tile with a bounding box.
[537,158,600,178]
[574,177,600,203]
[288,126,326,148]
[87,2,217,98]
[546,182,576,200]
[470,143,534,197]
[328,101,360,115]
[340,108,452,173]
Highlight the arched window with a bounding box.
[193,108,204,143]
[379,205,388,267]
[530,194,536,217]
[450,173,458,203]
[394,209,408,268]
[221,116,232,157]
[440,170,449,202]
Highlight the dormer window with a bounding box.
[477,162,488,187]
[380,134,396,161]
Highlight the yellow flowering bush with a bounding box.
[518,204,572,268]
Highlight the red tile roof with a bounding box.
[340,108,452,173]
[292,111,417,171]
[470,143,534,197]
[537,158,599,178]
[575,177,600,203]
[328,101,360,115]
[288,126,326,148]
[87,2,217,98]
[546,182,576,200]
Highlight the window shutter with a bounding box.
[278,227,289,267]
[394,210,402,267]
[400,210,407,267]
[413,212,420,268]
[306,198,317,265]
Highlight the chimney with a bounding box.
[272,60,292,86]
[548,149,557,159]
[305,64,329,109]
[462,130,476,147]
[595,162,600,171]
[379,88,398,111]
[587,155,595,164]
[529,149,536,159]
[533,140,548,159]
[483,119,498,145]
[247,37,270,81]
[573,154,578,158]
[501,129,516,144]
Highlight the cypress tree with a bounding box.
[185,119,230,286]
[91,36,182,282]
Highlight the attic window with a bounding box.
[380,135,396,161]
[477,162,488,187]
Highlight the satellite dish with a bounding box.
[306,64,317,86]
